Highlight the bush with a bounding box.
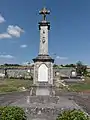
[56,109,90,120]
[0,106,27,120]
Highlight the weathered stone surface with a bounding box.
[39,26,48,55]
[36,88,50,95]
[0,91,90,120]
[33,55,54,85]
[0,67,76,81]
[9,94,82,120]
[29,84,55,96]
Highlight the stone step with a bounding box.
[29,96,60,103]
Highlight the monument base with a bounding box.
[33,55,54,85]
[30,84,55,96]
[10,91,82,120]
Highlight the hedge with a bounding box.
[0,106,27,120]
[56,109,90,120]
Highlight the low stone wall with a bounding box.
[0,68,33,79]
[7,69,30,78]
[0,67,74,79]
[54,68,74,76]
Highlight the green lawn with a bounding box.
[1,77,90,93]
[69,77,90,92]
[0,79,33,93]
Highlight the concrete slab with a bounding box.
[9,95,81,120]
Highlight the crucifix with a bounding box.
[39,7,50,21]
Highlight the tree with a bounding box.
[76,61,87,76]
[61,64,63,67]
[64,64,76,68]
[4,63,20,66]
[53,64,58,68]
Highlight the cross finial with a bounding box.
[39,7,50,21]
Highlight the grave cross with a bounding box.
[39,7,50,21]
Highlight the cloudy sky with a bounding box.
[0,0,90,65]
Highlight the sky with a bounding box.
[0,0,90,65]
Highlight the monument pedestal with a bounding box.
[30,82,55,96]
[33,55,54,86]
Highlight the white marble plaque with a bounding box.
[38,64,48,82]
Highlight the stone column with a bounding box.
[39,22,50,55]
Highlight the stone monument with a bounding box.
[33,7,54,86]
[9,8,83,120]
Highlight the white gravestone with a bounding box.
[71,71,76,77]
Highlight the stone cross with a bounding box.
[39,7,50,21]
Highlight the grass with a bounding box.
[1,77,90,93]
[0,78,33,93]
[68,77,90,92]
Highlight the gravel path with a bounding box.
[73,93,90,114]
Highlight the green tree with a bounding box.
[53,64,59,68]
[60,64,63,67]
[64,64,76,68]
[76,61,87,76]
